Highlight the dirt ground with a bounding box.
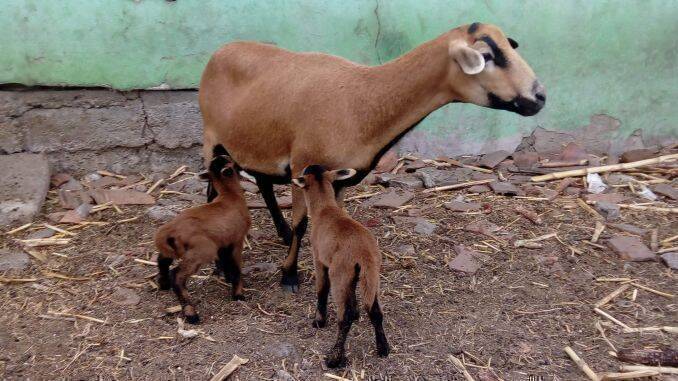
[1,172,676,381]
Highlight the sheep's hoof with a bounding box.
[377,344,390,358]
[232,294,246,301]
[280,272,299,293]
[325,354,347,368]
[184,314,200,325]
[312,319,326,328]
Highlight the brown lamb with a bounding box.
[292,165,389,368]
[154,148,250,324]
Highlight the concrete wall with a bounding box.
[1,0,676,168]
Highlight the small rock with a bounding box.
[447,245,489,275]
[444,201,481,212]
[362,188,414,209]
[0,153,51,226]
[478,150,511,169]
[585,193,626,204]
[413,219,436,235]
[110,287,141,306]
[242,262,277,275]
[606,173,635,185]
[58,189,91,209]
[415,169,436,188]
[468,184,491,193]
[560,142,588,161]
[60,178,84,191]
[465,220,500,236]
[50,173,73,188]
[512,152,539,169]
[608,235,655,261]
[181,177,207,194]
[389,175,423,189]
[84,172,102,182]
[489,181,520,196]
[652,184,678,200]
[46,212,66,223]
[395,244,416,256]
[275,369,295,381]
[636,185,658,201]
[267,342,296,358]
[146,205,178,222]
[60,203,92,224]
[594,201,620,221]
[620,148,657,163]
[26,228,56,240]
[608,223,648,236]
[563,187,581,196]
[403,159,427,173]
[0,250,30,271]
[540,188,559,200]
[587,173,607,194]
[536,255,559,265]
[374,150,399,173]
[660,252,678,270]
[90,189,155,205]
[86,176,120,189]
[471,172,498,181]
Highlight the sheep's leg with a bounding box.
[218,243,245,300]
[281,185,308,292]
[367,297,390,357]
[325,271,358,368]
[157,255,173,291]
[313,260,330,328]
[171,260,202,324]
[256,176,292,245]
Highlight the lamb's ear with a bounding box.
[449,41,485,75]
[333,168,357,181]
[291,177,306,188]
[198,171,211,181]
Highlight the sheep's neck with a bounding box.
[305,186,341,220]
[362,31,462,156]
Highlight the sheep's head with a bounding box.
[292,165,356,191]
[448,22,545,116]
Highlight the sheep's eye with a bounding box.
[482,53,493,62]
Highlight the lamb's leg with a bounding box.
[219,243,245,300]
[171,260,202,324]
[157,254,173,290]
[281,185,308,292]
[367,297,390,357]
[256,176,292,245]
[325,272,358,368]
[313,261,330,328]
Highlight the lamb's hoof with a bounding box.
[184,314,200,325]
[158,277,171,290]
[280,272,299,293]
[377,344,390,358]
[232,294,246,301]
[325,354,347,368]
[312,319,326,328]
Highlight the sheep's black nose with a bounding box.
[535,92,546,104]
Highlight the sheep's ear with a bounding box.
[198,171,211,181]
[449,42,485,75]
[508,37,519,49]
[291,177,306,188]
[333,168,357,181]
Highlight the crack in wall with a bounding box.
[138,91,157,140]
[373,0,382,64]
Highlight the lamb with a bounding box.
[154,147,250,324]
[292,165,389,368]
[200,22,546,292]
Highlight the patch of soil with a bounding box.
[1,180,676,380]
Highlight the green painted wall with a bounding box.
[2,0,677,151]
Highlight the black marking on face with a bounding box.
[212,144,228,157]
[468,22,481,34]
[479,36,508,68]
[302,164,326,182]
[508,37,519,49]
[488,92,543,117]
[209,155,231,175]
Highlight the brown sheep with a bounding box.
[155,147,250,324]
[200,22,546,292]
[292,165,389,368]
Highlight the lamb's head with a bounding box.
[448,22,545,117]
